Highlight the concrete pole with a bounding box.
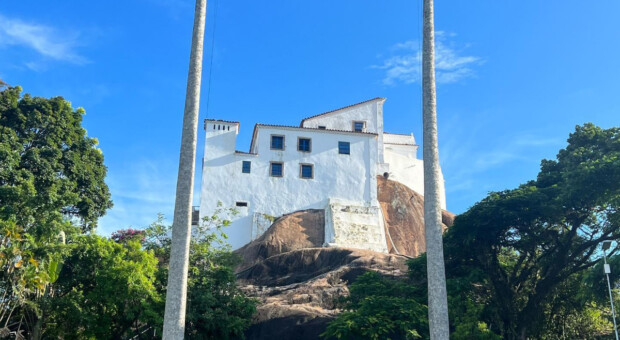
[422,0,450,338]
[162,0,207,338]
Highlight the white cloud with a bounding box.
[439,117,565,197]
[0,14,87,64]
[373,31,482,86]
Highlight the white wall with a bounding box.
[200,124,379,249]
[200,99,448,251]
[301,99,385,135]
[383,137,447,209]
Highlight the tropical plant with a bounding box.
[323,271,428,340]
[146,209,256,339]
[0,85,112,338]
[42,235,161,340]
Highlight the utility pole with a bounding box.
[422,0,450,338]
[602,241,619,340]
[162,0,207,338]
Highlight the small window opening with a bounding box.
[318,125,326,129]
[300,164,313,179]
[338,141,350,155]
[236,202,248,207]
[353,121,365,132]
[242,161,251,174]
[271,135,285,150]
[270,162,283,177]
[298,138,311,152]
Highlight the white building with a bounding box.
[199,98,446,251]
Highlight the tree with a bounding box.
[322,265,500,340]
[0,86,112,233]
[326,124,619,339]
[147,211,257,339]
[322,271,429,340]
[537,268,612,339]
[43,235,162,340]
[421,0,450,338]
[163,0,208,337]
[0,85,112,337]
[443,123,620,339]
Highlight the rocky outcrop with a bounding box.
[236,209,325,272]
[236,178,455,339]
[238,247,409,339]
[378,176,455,257]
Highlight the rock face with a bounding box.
[238,247,409,339]
[236,209,325,273]
[378,176,455,257]
[236,178,455,339]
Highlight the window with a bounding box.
[298,138,311,152]
[338,141,350,155]
[271,135,285,150]
[236,201,248,207]
[242,161,251,174]
[270,162,283,177]
[318,125,326,129]
[353,121,366,132]
[300,164,313,179]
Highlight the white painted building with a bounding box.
[199,98,446,251]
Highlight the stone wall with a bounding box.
[324,199,388,253]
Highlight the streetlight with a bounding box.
[602,240,619,340]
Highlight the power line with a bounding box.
[205,0,220,118]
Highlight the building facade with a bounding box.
[199,98,446,251]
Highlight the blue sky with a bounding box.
[1,1,618,235]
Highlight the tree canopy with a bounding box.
[0,87,255,339]
[443,123,620,338]
[1,86,113,338]
[325,123,620,340]
[0,86,112,233]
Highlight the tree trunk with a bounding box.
[162,0,207,339]
[422,0,450,339]
[31,316,43,340]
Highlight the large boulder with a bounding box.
[378,176,455,257]
[236,178,455,339]
[235,209,325,272]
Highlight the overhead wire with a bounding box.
[417,0,423,122]
[205,0,220,118]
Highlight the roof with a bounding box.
[248,123,378,154]
[299,97,386,127]
[235,150,257,156]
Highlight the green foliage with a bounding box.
[0,86,112,336]
[43,235,162,340]
[322,271,428,340]
[535,259,619,339]
[145,209,257,339]
[0,86,112,233]
[0,87,256,339]
[441,123,620,339]
[327,124,619,340]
